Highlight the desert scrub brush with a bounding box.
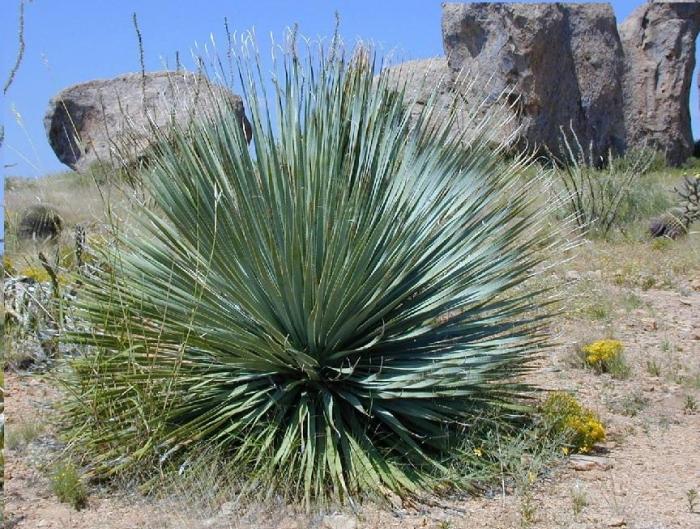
[60,35,561,507]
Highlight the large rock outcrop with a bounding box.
[383,57,453,115]
[44,71,252,173]
[383,58,470,139]
[441,2,626,159]
[383,57,517,147]
[620,1,700,165]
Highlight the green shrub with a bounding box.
[5,419,44,450]
[608,390,649,417]
[50,461,88,510]
[551,133,671,238]
[62,41,558,506]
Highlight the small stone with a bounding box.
[586,269,603,280]
[641,318,657,331]
[277,517,302,529]
[565,271,582,281]
[322,514,357,529]
[607,516,626,527]
[386,489,403,509]
[569,454,612,471]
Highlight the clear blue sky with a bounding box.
[1,0,696,179]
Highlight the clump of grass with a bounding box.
[620,292,644,312]
[550,133,670,239]
[683,395,698,415]
[568,284,615,322]
[608,390,649,417]
[639,274,657,291]
[5,419,45,450]
[519,491,538,527]
[651,237,672,251]
[580,339,630,379]
[645,360,662,377]
[580,300,613,321]
[540,392,605,454]
[454,414,566,481]
[687,488,699,513]
[678,373,700,390]
[449,414,567,529]
[50,461,88,510]
[570,482,588,517]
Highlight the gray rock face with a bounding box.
[383,58,465,136]
[383,56,519,148]
[619,1,700,165]
[384,57,453,111]
[441,2,625,159]
[44,71,252,172]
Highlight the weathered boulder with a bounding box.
[44,71,252,173]
[383,58,465,137]
[383,57,452,113]
[383,56,518,147]
[620,1,700,166]
[441,2,626,159]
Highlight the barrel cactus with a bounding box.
[17,204,63,241]
[62,42,557,506]
[649,175,700,239]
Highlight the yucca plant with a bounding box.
[61,38,557,507]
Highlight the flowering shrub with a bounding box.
[18,266,52,284]
[4,255,16,275]
[582,339,624,373]
[541,392,605,453]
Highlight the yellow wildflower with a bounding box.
[582,339,623,370]
[541,392,605,454]
[19,265,52,283]
[3,255,15,275]
[18,265,70,286]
